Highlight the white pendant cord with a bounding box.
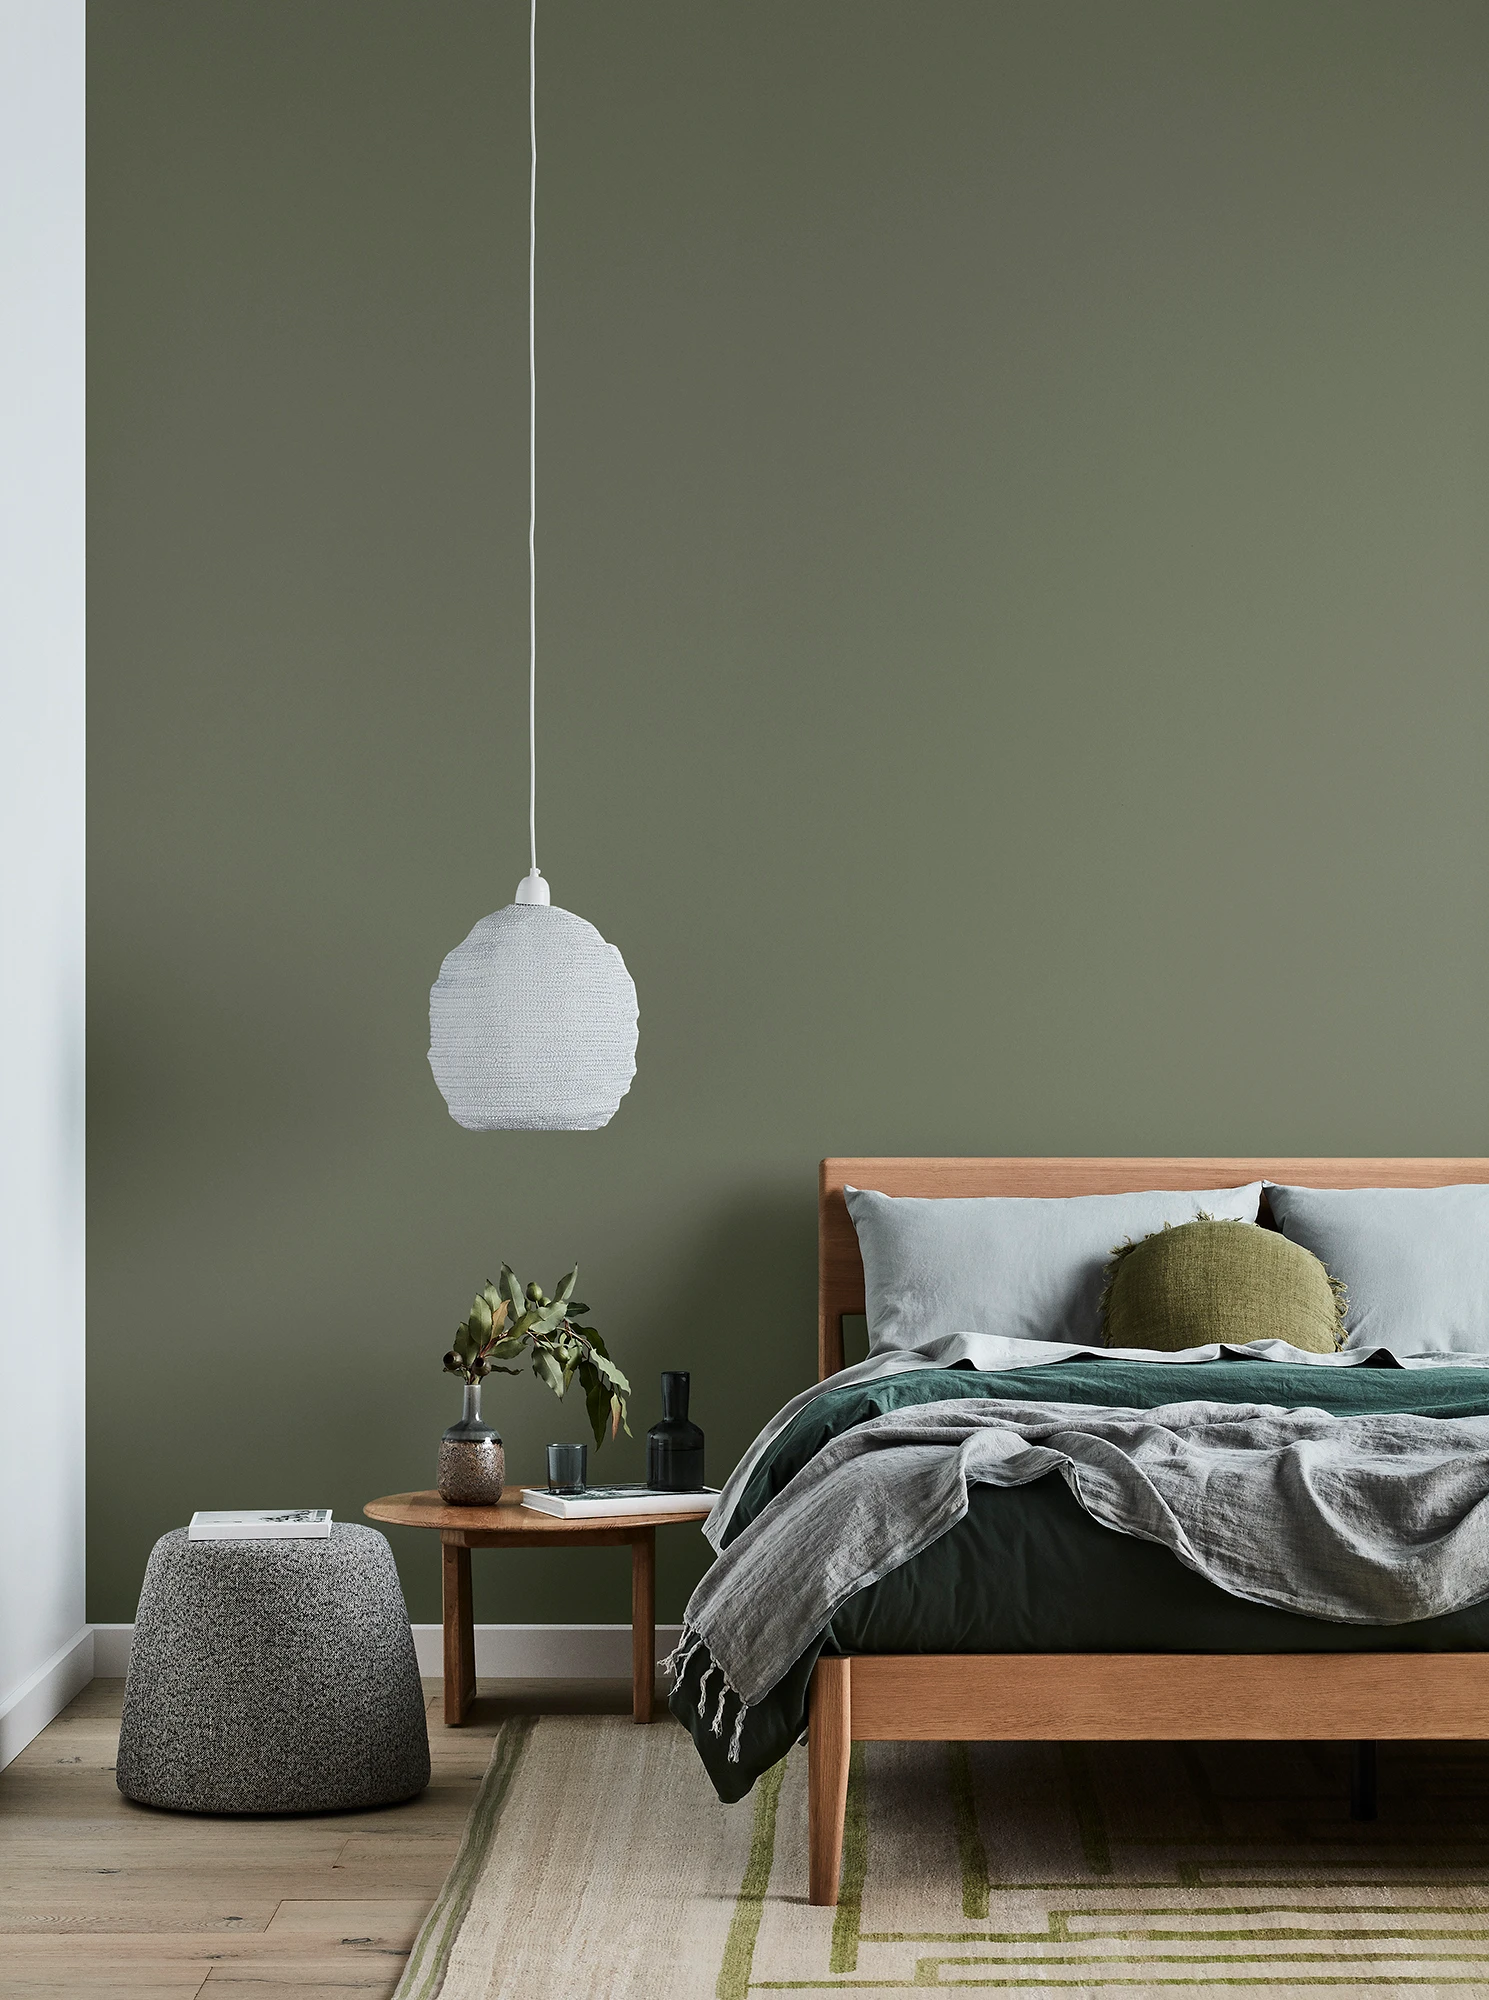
[527,0,538,879]
[516,0,547,906]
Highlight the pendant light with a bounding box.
[428,0,638,1132]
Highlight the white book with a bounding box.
[188,1509,333,1541]
[519,1484,718,1521]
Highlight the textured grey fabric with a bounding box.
[1267,1183,1489,1356]
[677,1397,1489,1745]
[116,1524,430,1815]
[845,1182,1263,1354]
[705,1335,1489,1552]
[428,903,638,1131]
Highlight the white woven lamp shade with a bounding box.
[429,900,638,1131]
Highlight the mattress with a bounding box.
[674,1356,1489,1800]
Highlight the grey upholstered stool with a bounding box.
[117,1523,430,1814]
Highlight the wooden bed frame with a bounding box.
[806,1156,1489,1905]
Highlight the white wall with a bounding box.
[0,0,89,1767]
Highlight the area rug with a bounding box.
[393,1714,1489,1998]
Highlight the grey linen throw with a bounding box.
[669,1397,1489,1760]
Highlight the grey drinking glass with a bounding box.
[546,1442,587,1494]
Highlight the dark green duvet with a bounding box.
[671,1355,1489,1801]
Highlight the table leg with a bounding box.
[442,1538,476,1726]
[631,1529,655,1723]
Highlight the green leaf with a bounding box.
[481,1284,504,1314]
[470,1296,493,1337]
[592,1353,631,1395]
[533,1348,565,1399]
[453,1323,479,1364]
[489,1335,526,1360]
[585,1375,608,1448]
[567,1302,588,1318]
[556,1266,579,1306]
[501,1264,525,1315]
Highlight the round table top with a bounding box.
[363,1487,716,1536]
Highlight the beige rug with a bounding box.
[394,1714,1489,1998]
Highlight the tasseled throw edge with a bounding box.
[661,1628,705,1686]
[661,1621,752,1763]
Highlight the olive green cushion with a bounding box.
[1101,1219,1345,1354]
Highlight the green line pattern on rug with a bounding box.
[718,1755,790,2000]
[738,1739,1489,1995]
[948,1742,992,1922]
[398,1721,1489,1998]
[391,1714,535,2000]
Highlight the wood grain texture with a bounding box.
[807,1656,852,1908]
[375,1491,708,1731]
[818,1157,1489,1377]
[631,1532,656,1723]
[365,1488,713,1540]
[441,1541,475,1727]
[0,1676,651,1995]
[847,1652,1489,1741]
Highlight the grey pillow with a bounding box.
[1264,1183,1489,1355]
[845,1182,1264,1354]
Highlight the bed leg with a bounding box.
[808,1656,852,1907]
[1350,1741,1377,1821]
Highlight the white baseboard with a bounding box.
[91,1622,685,1682]
[91,1625,135,1676]
[0,1626,95,1770]
[410,1622,687,1679]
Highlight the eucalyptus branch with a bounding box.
[439,1263,630,1449]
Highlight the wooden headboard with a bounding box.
[817,1157,1489,1380]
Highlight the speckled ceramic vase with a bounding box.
[437,1382,505,1505]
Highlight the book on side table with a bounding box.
[519,1484,718,1521]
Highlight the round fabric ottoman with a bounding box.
[116,1523,430,1814]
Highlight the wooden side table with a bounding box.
[364,1488,713,1725]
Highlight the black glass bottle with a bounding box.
[646,1371,705,1491]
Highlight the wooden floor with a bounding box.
[0,1675,646,1999]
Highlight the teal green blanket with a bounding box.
[671,1357,1489,1801]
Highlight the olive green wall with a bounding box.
[89,1,1489,1624]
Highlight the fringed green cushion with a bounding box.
[1101,1217,1347,1354]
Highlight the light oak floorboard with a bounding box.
[0,1675,644,1998]
[4,1976,211,1998]
[262,1899,431,1942]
